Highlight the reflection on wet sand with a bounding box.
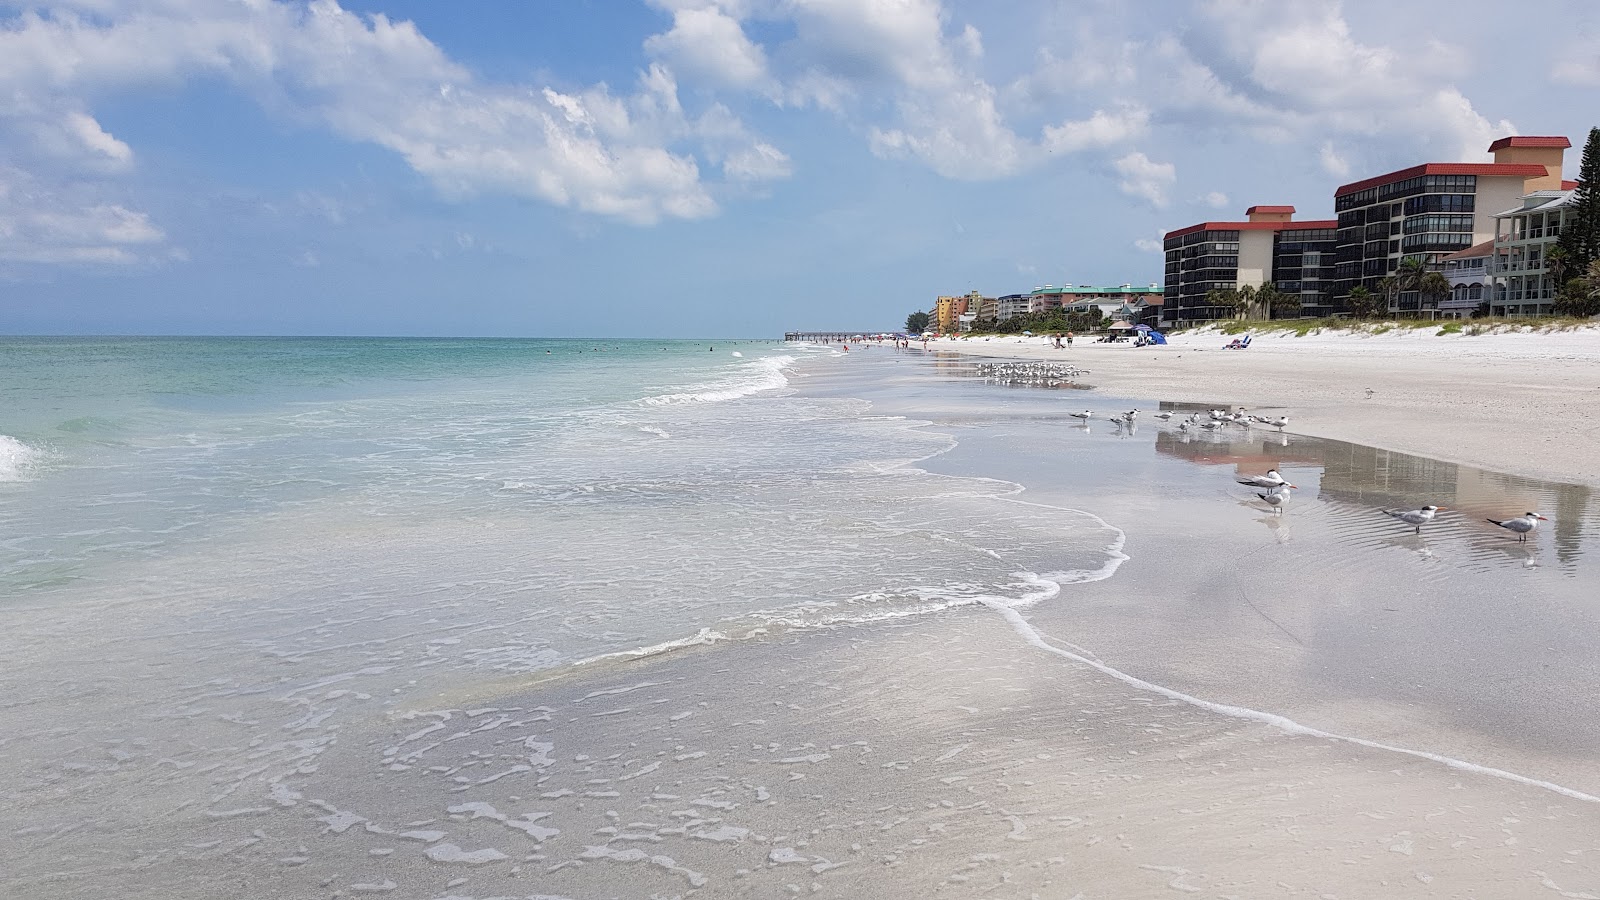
[1150,403,1596,573]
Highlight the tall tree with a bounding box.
[1546,244,1570,287]
[1254,283,1283,319]
[1376,275,1399,312]
[1557,126,1600,273]
[1233,284,1258,319]
[905,310,930,334]
[1270,289,1302,319]
[1419,272,1451,314]
[1203,288,1240,321]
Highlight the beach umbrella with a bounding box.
[1133,323,1152,332]
[1021,330,1033,336]
[1108,321,1133,330]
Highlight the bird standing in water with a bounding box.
[1384,505,1446,534]
[1486,511,1547,543]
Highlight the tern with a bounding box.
[1154,411,1174,421]
[1383,505,1446,534]
[1237,468,1287,488]
[1257,483,1297,514]
[1486,511,1548,542]
[1257,416,1289,432]
[1069,410,1092,421]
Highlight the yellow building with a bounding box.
[934,295,962,333]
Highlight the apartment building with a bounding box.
[1162,206,1336,325]
[1332,137,1571,314]
[1489,188,1578,316]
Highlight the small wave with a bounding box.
[0,434,45,482]
[642,355,795,406]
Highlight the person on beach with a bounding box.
[1066,332,1074,348]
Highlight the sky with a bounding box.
[2,0,1597,338]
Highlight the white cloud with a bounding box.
[0,165,167,265]
[1134,229,1168,253]
[0,0,793,269]
[1318,141,1351,178]
[1201,190,1228,209]
[722,142,792,182]
[1113,152,1175,207]
[1041,106,1149,154]
[644,3,770,90]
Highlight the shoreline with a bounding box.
[915,324,1600,488]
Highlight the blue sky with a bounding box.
[2,0,1597,337]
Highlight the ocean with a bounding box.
[4,337,1598,898]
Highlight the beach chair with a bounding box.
[1224,334,1252,350]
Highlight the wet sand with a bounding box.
[933,326,1600,487]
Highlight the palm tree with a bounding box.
[1271,290,1302,319]
[1233,284,1258,320]
[1203,288,1240,322]
[1396,257,1426,315]
[1254,283,1283,319]
[1347,286,1380,319]
[1546,244,1570,285]
[1376,275,1399,312]
[1419,272,1451,316]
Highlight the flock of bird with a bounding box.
[1062,405,1549,544]
[1066,405,1291,435]
[975,361,1089,387]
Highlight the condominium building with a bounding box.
[995,293,1030,320]
[933,295,964,333]
[1161,206,1335,325]
[1439,240,1494,316]
[1332,136,1571,314]
[1489,188,1578,316]
[1029,283,1162,314]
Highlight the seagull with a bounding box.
[1486,511,1548,543]
[1154,411,1174,421]
[1237,468,1287,488]
[1383,505,1447,534]
[1257,483,1297,514]
[1122,409,1140,422]
[1200,421,1223,431]
[1069,410,1092,421]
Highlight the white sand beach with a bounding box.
[936,324,1600,487]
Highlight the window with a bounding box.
[1404,194,1475,215]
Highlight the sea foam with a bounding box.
[0,435,44,482]
[642,355,795,405]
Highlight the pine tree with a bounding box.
[1558,126,1600,272]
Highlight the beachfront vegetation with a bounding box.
[1346,286,1383,318]
[1555,260,1600,317]
[977,309,1111,336]
[905,310,931,334]
[1200,314,1599,337]
[1557,126,1600,274]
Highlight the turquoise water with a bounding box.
[1,338,1126,898]
[0,337,798,591]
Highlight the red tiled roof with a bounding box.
[1335,163,1551,197]
[1563,180,1581,191]
[1164,219,1336,240]
[1245,205,1295,214]
[1487,136,1571,152]
[1441,239,1495,260]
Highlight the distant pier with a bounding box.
[784,331,884,342]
